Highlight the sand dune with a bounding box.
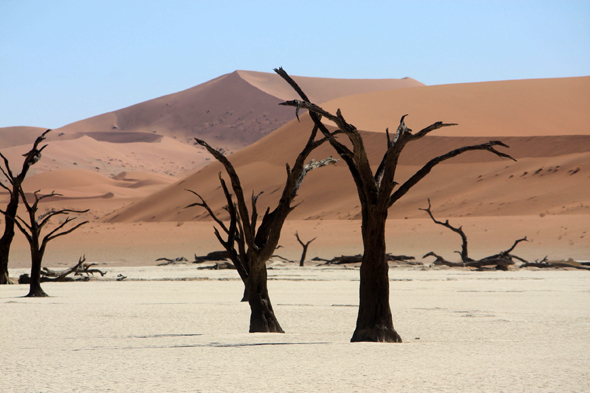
[0,126,48,149]
[108,110,590,223]
[1,72,588,267]
[0,135,206,179]
[0,70,422,184]
[20,169,175,199]
[320,76,590,137]
[237,69,424,103]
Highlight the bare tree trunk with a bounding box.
[247,254,283,333]
[352,210,401,342]
[0,221,16,284]
[0,184,20,284]
[26,244,47,297]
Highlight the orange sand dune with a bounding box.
[0,71,422,184]
[2,74,588,266]
[320,76,590,137]
[0,135,206,178]
[237,70,424,103]
[108,109,590,223]
[20,169,175,198]
[26,70,419,155]
[0,126,48,149]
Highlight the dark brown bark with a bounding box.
[422,205,535,271]
[313,254,415,265]
[352,211,401,342]
[295,232,316,267]
[186,100,336,332]
[420,199,472,262]
[247,251,283,333]
[26,242,48,297]
[0,129,51,284]
[275,67,515,343]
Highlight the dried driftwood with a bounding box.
[193,251,231,263]
[312,254,416,265]
[19,256,106,283]
[420,200,587,271]
[156,257,189,266]
[196,261,236,270]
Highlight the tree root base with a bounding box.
[351,327,402,343]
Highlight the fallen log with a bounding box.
[193,251,231,263]
[196,261,236,270]
[520,259,590,270]
[19,256,106,283]
[312,254,416,265]
[156,257,189,266]
[423,252,514,271]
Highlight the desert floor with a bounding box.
[1,266,589,393]
[2,216,589,392]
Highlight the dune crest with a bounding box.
[237,70,424,103]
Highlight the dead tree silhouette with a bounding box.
[276,67,515,342]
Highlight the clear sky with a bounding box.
[1,0,589,129]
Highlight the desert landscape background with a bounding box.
[0,71,588,268]
[2,70,589,393]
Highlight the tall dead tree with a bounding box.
[1,189,89,297]
[276,67,515,342]
[0,129,51,284]
[186,132,337,333]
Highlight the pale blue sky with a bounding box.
[1,0,589,129]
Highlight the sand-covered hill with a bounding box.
[0,70,420,180]
[2,75,589,268]
[0,70,425,222]
[107,76,590,223]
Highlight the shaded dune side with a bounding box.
[107,114,590,223]
[52,71,295,154]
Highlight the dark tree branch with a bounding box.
[43,215,89,244]
[420,199,472,262]
[194,138,256,248]
[409,121,458,141]
[295,231,317,267]
[390,141,516,206]
[184,188,229,234]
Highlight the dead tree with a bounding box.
[295,232,316,266]
[1,189,88,296]
[186,132,337,333]
[0,129,51,284]
[419,199,473,263]
[421,199,526,270]
[276,67,515,342]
